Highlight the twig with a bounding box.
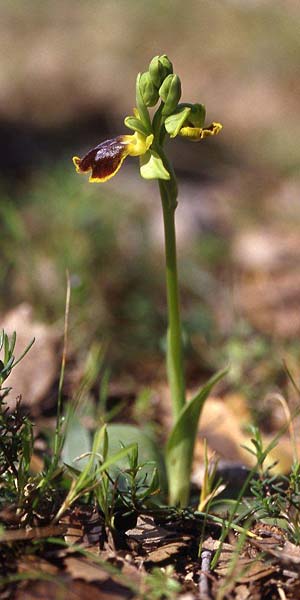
[277,586,287,600]
[199,549,213,600]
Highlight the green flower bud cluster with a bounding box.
[148,55,181,116]
[136,54,182,122]
[125,54,221,170]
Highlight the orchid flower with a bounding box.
[73,131,153,183]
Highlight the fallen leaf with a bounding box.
[145,538,191,564]
[216,558,277,583]
[15,578,133,600]
[64,555,108,582]
[194,396,299,476]
[251,534,300,566]
[126,515,171,551]
[0,523,66,543]
[18,556,58,576]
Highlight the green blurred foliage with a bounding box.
[0,165,169,372]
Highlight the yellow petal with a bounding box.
[179,121,222,141]
[121,132,154,156]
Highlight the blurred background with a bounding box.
[1,0,300,417]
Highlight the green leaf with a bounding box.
[62,420,167,496]
[140,151,170,180]
[165,369,227,506]
[104,423,167,494]
[96,441,138,474]
[61,413,91,469]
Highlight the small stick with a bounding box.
[277,587,287,600]
[199,549,213,599]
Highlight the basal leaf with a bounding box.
[166,369,227,506]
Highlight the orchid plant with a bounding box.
[73,55,225,507]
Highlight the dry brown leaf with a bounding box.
[251,536,300,566]
[145,538,191,564]
[194,395,299,476]
[216,558,277,583]
[203,535,277,584]
[0,523,66,543]
[15,578,132,600]
[234,583,252,600]
[126,515,171,551]
[279,540,300,565]
[15,581,67,600]
[202,537,233,553]
[63,522,84,546]
[212,540,278,584]
[60,513,84,546]
[197,396,253,466]
[18,556,58,576]
[64,555,109,582]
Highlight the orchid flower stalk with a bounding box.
[73,55,224,506]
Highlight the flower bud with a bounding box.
[159,54,173,76]
[149,54,173,88]
[159,74,181,116]
[139,71,159,107]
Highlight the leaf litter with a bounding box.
[2,282,300,598]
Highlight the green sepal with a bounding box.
[124,115,148,136]
[189,103,206,127]
[135,73,152,132]
[140,150,170,180]
[165,369,227,506]
[164,103,207,138]
[165,106,191,138]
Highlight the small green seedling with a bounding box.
[0,329,34,395]
[73,54,225,507]
[54,424,137,522]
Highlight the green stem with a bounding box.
[159,174,186,422]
